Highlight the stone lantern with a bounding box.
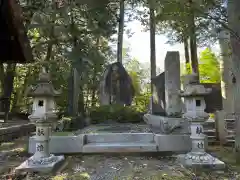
[16,68,64,173]
[179,73,224,169]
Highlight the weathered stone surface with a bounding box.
[15,155,64,173]
[86,133,154,143]
[82,142,157,153]
[99,62,135,106]
[164,51,182,116]
[178,153,225,170]
[219,29,234,113]
[29,132,199,153]
[29,135,84,154]
[0,123,35,143]
[143,114,189,134]
[154,134,191,152]
[151,72,166,115]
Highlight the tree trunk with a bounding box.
[11,91,18,113]
[184,37,190,73]
[117,0,124,64]
[189,0,199,78]
[91,68,97,107]
[228,0,240,163]
[0,64,4,91]
[1,63,16,120]
[149,0,156,94]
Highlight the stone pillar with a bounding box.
[164,51,182,116]
[34,121,51,158]
[219,29,234,113]
[218,29,233,144]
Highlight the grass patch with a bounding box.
[52,131,73,136]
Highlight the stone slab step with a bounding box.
[82,142,157,153]
[85,133,154,143]
[225,118,235,122]
[204,129,216,133]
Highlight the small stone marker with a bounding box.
[178,73,225,169]
[15,68,64,173]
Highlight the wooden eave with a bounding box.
[0,0,33,63]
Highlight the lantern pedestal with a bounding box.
[15,154,64,173]
[16,115,64,173]
[178,152,225,169]
[178,122,224,169]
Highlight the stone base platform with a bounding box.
[29,133,193,154]
[83,142,157,153]
[15,155,64,173]
[178,153,225,170]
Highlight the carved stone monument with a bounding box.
[178,73,225,169]
[15,69,64,173]
[151,72,166,115]
[99,62,135,106]
[165,51,182,117]
[144,51,187,134]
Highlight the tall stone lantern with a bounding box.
[16,68,64,173]
[179,73,224,169]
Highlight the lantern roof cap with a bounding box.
[180,73,211,97]
[26,68,61,97]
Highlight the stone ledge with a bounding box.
[154,134,191,152]
[29,133,208,154]
[29,135,84,154]
[82,142,157,153]
[86,133,154,143]
[0,123,35,143]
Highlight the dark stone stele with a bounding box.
[151,72,166,116]
[0,0,33,63]
[150,75,222,115]
[104,62,135,106]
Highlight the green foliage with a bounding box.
[89,105,143,124]
[128,71,141,95]
[6,0,120,115]
[181,48,221,84]
[199,48,221,83]
[133,92,152,112]
[58,116,87,131]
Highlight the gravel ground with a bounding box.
[61,155,188,180]
[28,155,237,180]
[0,129,239,180]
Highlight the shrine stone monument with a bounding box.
[15,68,64,173]
[99,62,135,106]
[151,72,165,115]
[165,51,182,117]
[178,73,225,169]
[144,51,187,134]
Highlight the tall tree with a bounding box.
[188,0,199,76]
[149,0,156,93]
[117,0,125,63]
[227,0,240,163]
